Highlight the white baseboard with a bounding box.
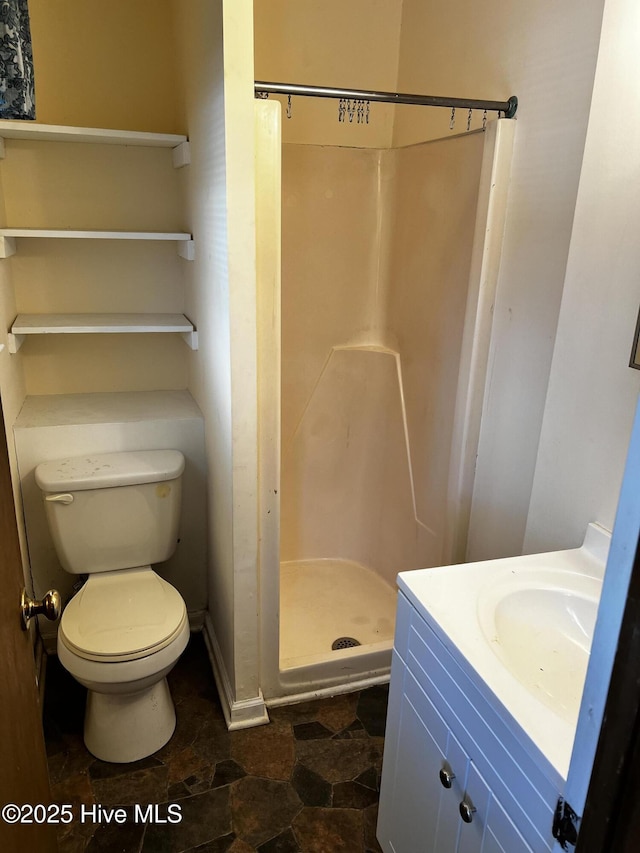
[188,609,206,632]
[202,612,269,731]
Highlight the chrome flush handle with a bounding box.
[44,493,74,504]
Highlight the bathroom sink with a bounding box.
[397,523,610,777]
[477,569,601,723]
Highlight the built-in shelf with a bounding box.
[0,121,187,147]
[0,229,195,260]
[1,123,196,363]
[8,313,198,353]
[0,121,191,168]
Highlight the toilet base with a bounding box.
[84,676,176,763]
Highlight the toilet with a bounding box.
[35,449,190,764]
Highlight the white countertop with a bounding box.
[397,523,610,779]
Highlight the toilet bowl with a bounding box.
[35,450,190,763]
[57,566,189,762]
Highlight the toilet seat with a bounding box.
[60,567,187,663]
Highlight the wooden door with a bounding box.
[0,403,57,852]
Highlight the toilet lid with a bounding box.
[60,568,187,661]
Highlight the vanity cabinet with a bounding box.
[377,592,559,853]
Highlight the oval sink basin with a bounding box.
[478,569,601,724]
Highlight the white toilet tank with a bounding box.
[35,450,185,574]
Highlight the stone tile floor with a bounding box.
[43,633,388,853]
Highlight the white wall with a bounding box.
[0,169,29,579]
[390,0,607,560]
[174,0,264,723]
[523,0,640,553]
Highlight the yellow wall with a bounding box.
[253,0,403,148]
[29,0,182,132]
[0,170,29,582]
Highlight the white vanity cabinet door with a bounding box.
[378,654,470,853]
[458,762,533,853]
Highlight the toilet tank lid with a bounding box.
[35,450,185,492]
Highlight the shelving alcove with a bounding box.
[0,120,197,352]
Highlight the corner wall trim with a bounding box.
[178,239,195,261]
[0,236,16,258]
[202,613,269,731]
[172,141,191,169]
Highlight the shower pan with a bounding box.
[256,99,515,704]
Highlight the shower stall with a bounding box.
[256,90,515,704]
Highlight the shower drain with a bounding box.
[332,636,361,651]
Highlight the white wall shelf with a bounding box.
[0,121,187,148]
[8,313,198,353]
[0,230,194,260]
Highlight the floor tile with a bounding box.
[291,806,364,852]
[141,786,231,853]
[229,776,301,848]
[91,764,169,806]
[43,634,390,853]
[292,721,333,741]
[295,736,383,784]
[257,827,300,853]
[230,720,295,781]
[85,816,145,853]
[211,759,246,789]
[356,685,389,737]
[184,835,236,852]
[290,763,332,808]
[332,779,379,809]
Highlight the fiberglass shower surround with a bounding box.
[279,135,487,600]
[254,82,517,698]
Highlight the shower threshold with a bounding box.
[279,558,396,670]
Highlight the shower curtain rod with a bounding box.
[255,81,518,119]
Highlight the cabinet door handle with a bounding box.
[459,798,477,823]
[439,767,455,789]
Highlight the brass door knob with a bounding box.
[21,588,61,630]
